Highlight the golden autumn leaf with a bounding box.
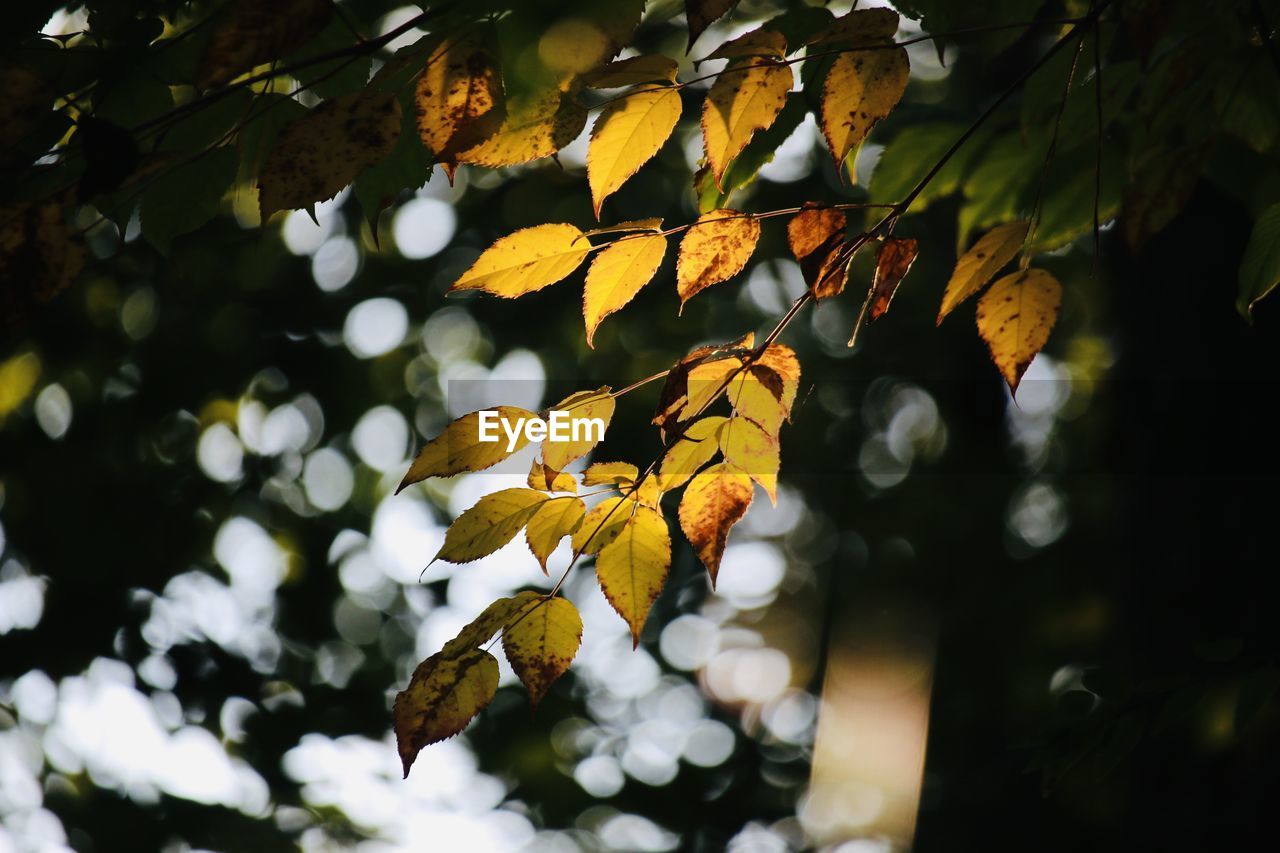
[197,0,332,89]
[584,55,679,88]
[686,0,740,51]
[583,233,668,345]
[653,334,755,438]
[867,236,919,322]
[435,488,549,563]
[596,504,671,646]
[450,224,589,297]
[585,218,665,238]
[685,353,744,418]
[454,87,587,167]
[571,496,634,555]
[701,28,787,61]
[819,48,909,170]
[937,221,1028,324]
[541,388,616,471]
[502,596,583,708]
[678,461,753,586]
[701,57,792,188]
[393,648,498,777]
[398,406,537,492]
[525,497,586,572]
[717,416,779,503]
[528,460,578,493]
[657,415,726,491]
[676,210,761,307]
[724,343,801,435]
[449,591,541,651]
[582,461,639,486]
[787,203,849,298]
[589,87,683,218]
[258,89,401,220]
[975,268,1062,393]
[415,33,504,168]
[808,8,900,46]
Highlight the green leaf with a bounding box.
[140,145,238,253]
[1238,202,1280,317]
[869,122,988,211]
[286,16,373,100]
[354,85,434,233]
[236,93,310,183]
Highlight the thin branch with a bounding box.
[1022,34,1086,265]
[1092,14,1104,272]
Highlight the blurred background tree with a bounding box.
[2,0,1279,851]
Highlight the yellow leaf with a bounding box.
[717,417,779,503]
[582,461,641,486]
[393,648,498,777]
[583,233,668,345]
[685,354,744,418]
[398,406,537,491]
[596,504,671,646]
[725,343,800,435]
[653,334,755,438]
[450,224,589,297]
[584,55,679,88]
[589,87,683,218]
[787,204,849,298]
[415,33,504,166]
[819,48,909,170]
[657,415,726,490]
[808,8,901,46]
[525,497,586,572]
[541,388,616,471]
[937,221,1029,324]
[572,496,634,555]
[259,89,402,220]
[585,218,665,238]
[454,88,587,167]
[197,0,332,89]
[975,268,1062,393]
[701,58,792,188]
[436,488,549,563]
[527,460,578,493]
[502,596,583,708]
[701,28,787,61]
[448,591,542,652]
[678,461,753,586]
[676,209,761,307]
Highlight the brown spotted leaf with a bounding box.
[434,488,549,564]
[787,204,849,298]
[525,497,586,572]
[197,0,332,89]
[867,236,919,322]
[415,33,504,168]
[502,596,583,708]
[454,87,587,167]
[938,221,1028,324]
[398,407,537,491]
[676,209,760,308]
[1,200,87,326]
[678,461,753,586]
[393,647,499,777]
[687,0,741,51]
[584,55,680,88]
[819,47,909,170]
[975,268,1062,393]
[701,57,792,188]
[596,504,671,646]
[258,89,402,220]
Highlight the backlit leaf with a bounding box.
[937,221,1028,324]
[528,460,578,493]
[678,461,753,586]
[571,496,633,555]
[866,236,919,322]
[525,498,586,572]
[582,462,641,487]
[726,343,800,435]
[583,232,668,346]
[541,388,616,471]
[702,58,792,188]
[1238,202,1280,317]
[819,47,909,170]
[685,354,744,418]
[589,87,683,218]
[653,334,755,438]
[502,596,583,708]
[435,488,549,563]
[676,209,761,307]
[454,88,587,168]
[448,591,541,652]
[701,28,787,61]
[450,224,589,297]
[657,416,727,490]
[585,218,665,238]
[717,417,779,503]
[398,407,537,491]
[788,203,849,298]
[687,0,740,51]
[258,89,402,220]
[596,504,671,646]
[197,0,331,89]
[393,648,498,777]
[808,8,900,46]
[975,269,1062,393]
[415,33,504,169]
[584,55,679,88]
